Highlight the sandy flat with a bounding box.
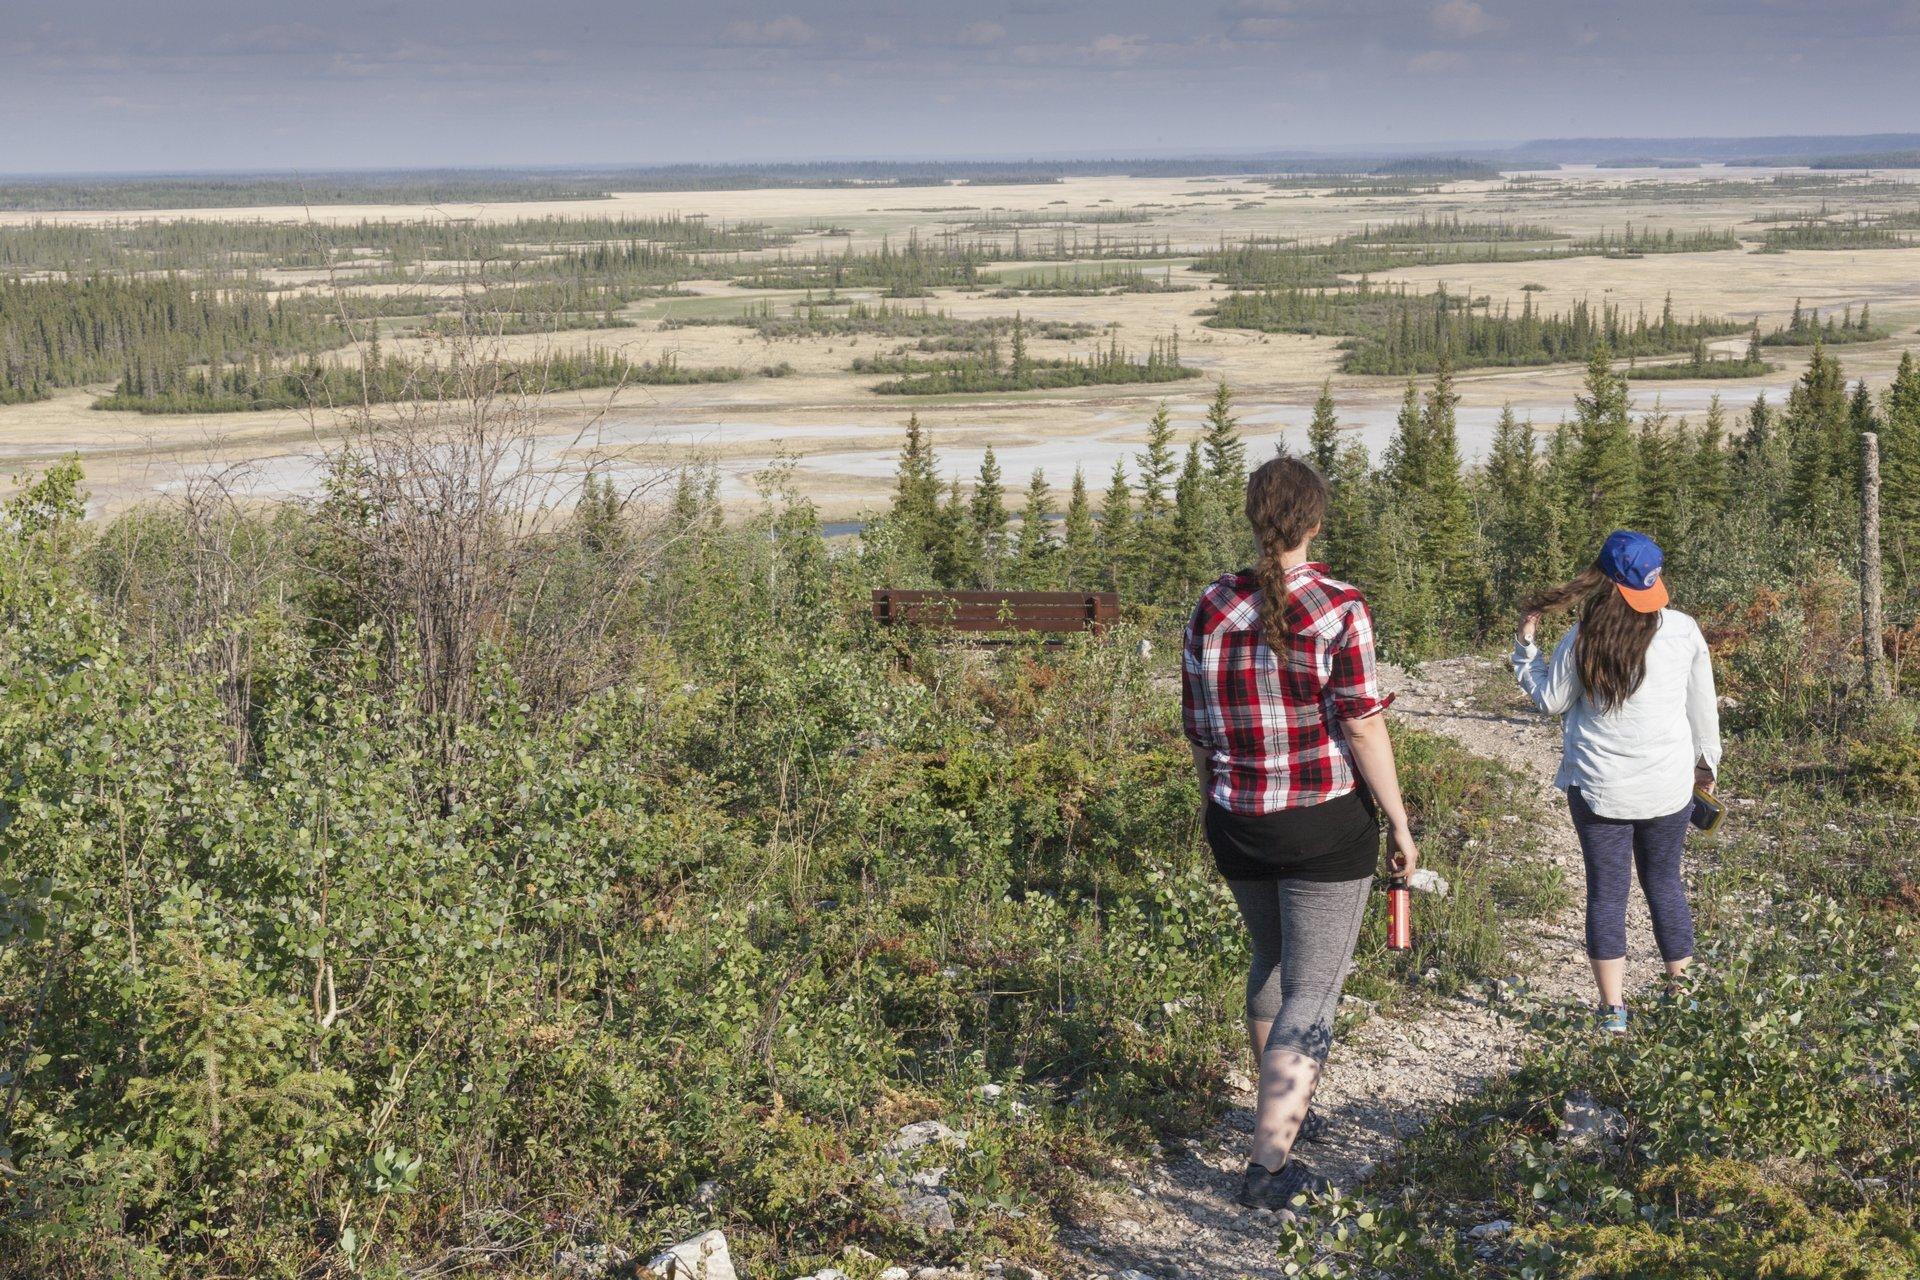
[5,168,1918,515]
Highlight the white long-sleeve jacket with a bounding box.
[1511,609,1722,820]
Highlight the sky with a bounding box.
[2,0,1917,174]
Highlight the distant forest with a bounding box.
[7,135,1918,210]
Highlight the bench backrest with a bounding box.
[870,589,1120,635]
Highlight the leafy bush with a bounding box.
[0,468,1548,1278]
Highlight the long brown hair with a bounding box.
[1246,456,1328,644]
[1522,562,1661,711]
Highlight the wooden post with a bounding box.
[1861,431,1892,702]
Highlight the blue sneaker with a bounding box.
[1596,1003,1629,1035]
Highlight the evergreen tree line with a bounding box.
[1757,222,1919,251]
[660,299,1098,344]
[1624,331,1774,380]
[872,342,1920,659]
[863,331,1196,396]
[942,208,1155,230]
[1192,221,1739,288]
[1760,299,1884,347]
[1206,281,1748,376]
[0,274,344,404]
[94,342,749,414]
[985,266,1197,297]
[0,213,787,275]
[877,384,1251,595]
[732,231,1184,294]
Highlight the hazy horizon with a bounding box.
[4,1,1918,174]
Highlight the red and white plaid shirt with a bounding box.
[1182,563,1392,815]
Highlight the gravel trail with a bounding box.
[1060,656,1666,1280]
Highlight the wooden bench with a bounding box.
[870,589,1120,639]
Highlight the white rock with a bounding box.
[900,1190,956,1233]
[647,1230,738,1280]
[1559,1092,1628,1148]
[1409,868,1451,897]
[1116,1271,1158,1280]
[558,1244,632,1279]
[1467,1219,1514,1240]
[886,1120,969,1154]
[880,1269,911,1280]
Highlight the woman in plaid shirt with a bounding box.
[1183,455,1420,1212]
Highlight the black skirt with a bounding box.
[1204,787,1381,882]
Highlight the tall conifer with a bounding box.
[1882,352,1920,595]
[1016,468,1053,583]
[1062,467,1097,588]
[1570,344,1638,552]
[1308,380,1340,476]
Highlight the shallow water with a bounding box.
[156,377,1798,508]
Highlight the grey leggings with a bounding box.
[1568,786,1695,963]
[1227,874,1373,1062]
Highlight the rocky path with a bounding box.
[1059,657,1665,1280]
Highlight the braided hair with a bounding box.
[1245,456,1329,646]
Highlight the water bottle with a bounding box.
[1387,875,1413,952]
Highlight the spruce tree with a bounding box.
[1321,440,1374,585]
[1416,357,1472,570]
[891,413,941,556]
[1383,380,1427,496]
[1882,352,1920,598]
[1135,404,1179,586]
[1570,344,1638,554]
[1172,443,1210,600]
[1201,381,1248,498]
[1634,410,1684,551]
[1483,405,1538,595]
[1136,404,1178,525]
[931,477,978,587]
[1782,343,1853,535]
[1692,396,1730,515]
[1307,379,1340,475]
[1850,378,1878,468]
[1016,467,1054,585]
[1200,380,1249,570]
[1540,419,1578,578]
[1062,467,1097,589]
[970,446,1008,584]
[1098,459,1135,593]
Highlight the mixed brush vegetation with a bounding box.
[5,330,1918,1277]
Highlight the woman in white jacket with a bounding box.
[1513,530,1721,1034]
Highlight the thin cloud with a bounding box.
[957,21,1008,46]
[1432,0,1498,38]
[717,15,815,47]
[1409,48,1470,71]
[1090,33,1149,64]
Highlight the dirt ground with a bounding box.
[1062,657,1666,1280]
[6,167,1919,515]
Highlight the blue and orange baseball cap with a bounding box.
[1598,530,1668,612]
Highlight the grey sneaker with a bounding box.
[1297,1108,1330,1144]
[1238,1160,1335,1212]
